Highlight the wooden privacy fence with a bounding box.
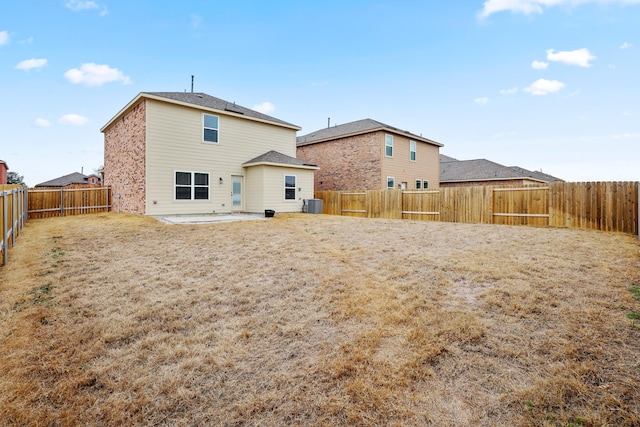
[28,186,111,219]
[0,185,28,266]
[315,181,639,236]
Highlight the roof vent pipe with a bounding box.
[327,117,330,128]
[191,75,194,93]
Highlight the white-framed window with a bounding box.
[203,114,219,143]
[415,179,422,189]
[423,180,429,189]
[387,176,395,189]
[410,141,416,161]
[385,134,393,157]
[175,171,209,200]
[284,175,296,200]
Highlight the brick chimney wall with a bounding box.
[0,161,8,185]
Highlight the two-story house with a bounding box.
[101,92,318,216]
[296,119,443,191]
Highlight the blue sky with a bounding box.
[1,0,638,186]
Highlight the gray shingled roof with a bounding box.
[243,150,318,168]
[508,166,564,183]
[35,172,100,187]
[296,118,443,147]
[145,92,299,129]
[440,155,563,183]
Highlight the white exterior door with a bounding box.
[232,176,243,211]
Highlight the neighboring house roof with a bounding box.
[508,166,564,183]
[0,160,7,168]
[243,150,319,170]
[296,118,443,147]
[35,172,101,187]
[440,155,563,184]
[439,154,458,163]
[101,92,300,132]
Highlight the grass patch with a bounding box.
[1,213,639,426]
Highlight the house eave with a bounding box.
[243,161,319,170]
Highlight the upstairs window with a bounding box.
[176,171,209,200]
[423,180,429,189]
[385,134,393,157]
[410,141,416,161]
[284,175,296,200]
[415,179,422,189]
[203,114,219,143]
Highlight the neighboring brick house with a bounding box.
[35,172,102,187]
[101,92,318,215]
[439,154,563,187]
[0,160,7,185]
[296,119,443,191]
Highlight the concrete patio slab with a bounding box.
[155,213,270,224]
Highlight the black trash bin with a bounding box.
[264,209,275,218]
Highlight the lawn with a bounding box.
[1,213,639,426]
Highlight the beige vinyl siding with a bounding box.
[245,165,315,213]
[380,131,440,190]
[145,100,297,215]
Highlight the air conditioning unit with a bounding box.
[306,198,323,214]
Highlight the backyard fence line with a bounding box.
[315,181,639,236]
[28,186,111,219]
[0,185,28,267]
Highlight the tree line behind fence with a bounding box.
[315,181,639,236]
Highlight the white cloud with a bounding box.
[524,78,565,95]
[620,42,633,49]
[613,132,640,139]
[500,87,518,95]
[64,63,132,86]
[15,58,48,71]
[0,30,9,45]
[531,60,548,69]
[479,0,640,19]
[34,118,51,128]
[19,36,34,45]
[546,48,596,67]
[59,114,89,126]
[474,97,490,105]
[65,0,108,15]
[252,102,276,114]
[190,14,203,29]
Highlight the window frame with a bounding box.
[410,141,416,162]
[284,174,297,201]
[387,176,395,189]
[385,134,393,157]
[415,179,422,189]
[423,180,429,189]
[174,171,210,201]
[203,114,219,144]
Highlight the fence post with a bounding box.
[11,189,16,247]
[2,191,8,267]
[60,187,64,216]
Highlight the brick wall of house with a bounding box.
[296,133,381,191]
[440,179,531,188]
[103,100,147,214]
[0,161,7,185]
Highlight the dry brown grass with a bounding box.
[1,212,639,426]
